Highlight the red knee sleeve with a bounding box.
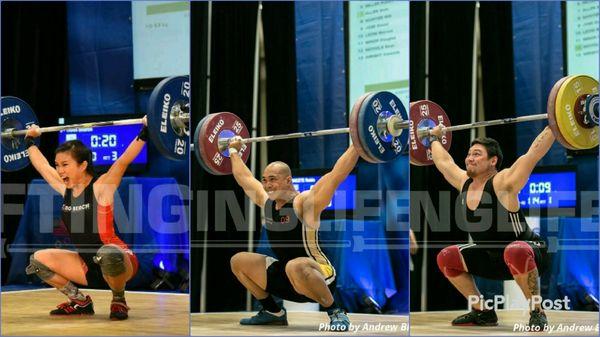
[503,241,536,275]
[437,245,466,278]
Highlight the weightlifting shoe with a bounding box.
[529,308,548,330]
[328,308,351,332]
[50,295,94,316]
[110,300,130,320]
[240,309,288,325]
[451,309,498,326]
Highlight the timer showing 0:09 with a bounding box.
[90,134,117,148]
[529,182,551,194]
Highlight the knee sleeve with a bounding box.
[93,245,126,276]
[25,254,55,281]
[437,245,466,278]
[503,241,536,275]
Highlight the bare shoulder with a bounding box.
[93,174,105,190]
[448,173,469,192]
[93,174,109,201]
[493,169,511,191]
[495,168,510,180]
[294,191,309,208]
[95,172,107,184]
[457,174,469,189]
[295,191,319,227]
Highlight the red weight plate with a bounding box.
[409,100,452,166]
[349,92,379,163]
[196,112,250,175]
[547,76,577,150]
[194,115,215,174]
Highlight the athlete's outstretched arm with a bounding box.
[430,125,468,191]
[499,126,555,192]
[229,138,268,207]
[24,126,66,196]
[304,145,359,215]
[98,117,148,200]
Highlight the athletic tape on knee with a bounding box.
[25,254,55,280]
[436,245,466,278]
[93,245,126,276]
[503,241,536,275]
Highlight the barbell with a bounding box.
[193,91,409,175]
[2,80,410,174]
[408,74,599,166]
[2,74,597,173]
[1,76,191,171]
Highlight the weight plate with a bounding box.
[550,75,599,150]
[195,112,250,175]
[1,96,40,172]
[147,75,190,161]
[409,100,452,166]
[352,91,407,163]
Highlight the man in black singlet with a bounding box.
[429,125,555,329]
[227,137,359,331]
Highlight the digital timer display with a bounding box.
[292,174,356,211]
[58,124,147,167]
[518,171,576,209]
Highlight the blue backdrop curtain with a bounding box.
[67,2,134,116]
[513,2,598,309]
[512,2,564,163]
[67,2,187,184]
[293,1,409,313]
[294,2,347,169]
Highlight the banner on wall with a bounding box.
[565,1,599,78]
[348,2,410,109]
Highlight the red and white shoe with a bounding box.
[50,295,94,316]
[109,300,130,320]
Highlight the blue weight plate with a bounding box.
[1,96,40,172]
[147,75,190,161]
[356,91,407,163]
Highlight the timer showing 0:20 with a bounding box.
[90,134,117,148]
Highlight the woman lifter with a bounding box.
[23,117,148,320]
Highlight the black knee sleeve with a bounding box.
[93,245,126,276]
[25,254,55,281]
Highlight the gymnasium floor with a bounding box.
[1,288,189,336]
[410,310,599,336]
[191,311,409,336]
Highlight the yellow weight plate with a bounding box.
[554,75,599,149]
[547,76,577,150]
